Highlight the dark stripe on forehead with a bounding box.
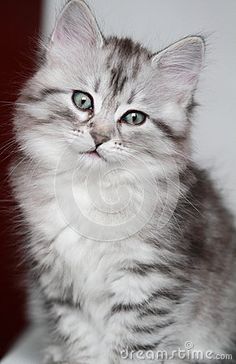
[117,38,135,58]
[94,78,101,93]
[109,66,128,96]
[119,76,128,93]
[105,36,151,97]
[105,47,114,70]
[110,68,118,87]
[112,37,149,62]
[132,55,141,79]
[128,89,136,104]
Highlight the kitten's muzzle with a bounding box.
[90,129,110,148]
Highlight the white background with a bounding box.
[42,0,236,214]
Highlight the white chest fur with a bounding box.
[49,166,159,243]
[27,170,182,363]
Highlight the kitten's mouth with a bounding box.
[86,150,102,159]
[87,151,100,157]
[84,148,107,162]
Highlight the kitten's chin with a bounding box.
[76,150,108,168]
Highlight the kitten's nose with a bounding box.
[90,130,110,148]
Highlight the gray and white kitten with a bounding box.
[12,1,236,363]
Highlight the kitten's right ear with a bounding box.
[152,36,205,106]
[48,0,103,55]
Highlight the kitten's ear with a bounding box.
[152,36,205,105]
[49,0,103,52]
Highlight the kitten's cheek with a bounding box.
[98,143,127,162]
[67,132,95,153]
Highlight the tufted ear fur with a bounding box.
[48,0,103,56]
[152,36,205,106]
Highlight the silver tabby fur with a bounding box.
[11,1,236,363]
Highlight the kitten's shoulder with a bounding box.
[180,162,234,227]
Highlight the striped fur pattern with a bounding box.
[11,1,236,363]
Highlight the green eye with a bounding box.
[121,110,147,125]
[72,91,93,111]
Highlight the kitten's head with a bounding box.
[15,0,204,177]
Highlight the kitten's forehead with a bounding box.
[104,37,151,72]
[99,37,152,103]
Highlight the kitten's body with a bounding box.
[12,1,236,363]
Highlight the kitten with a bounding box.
[11,1,236,363]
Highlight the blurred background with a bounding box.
[0,0,236,359]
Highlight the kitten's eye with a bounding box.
[72,91,93,111]
[120,110,147,125]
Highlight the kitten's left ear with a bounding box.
[49,0,103,53]
[152,36,205,106]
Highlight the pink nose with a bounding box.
[90,130,110,147]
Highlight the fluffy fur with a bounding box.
[11,1,236,363]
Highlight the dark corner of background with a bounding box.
[0,0,42,358]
